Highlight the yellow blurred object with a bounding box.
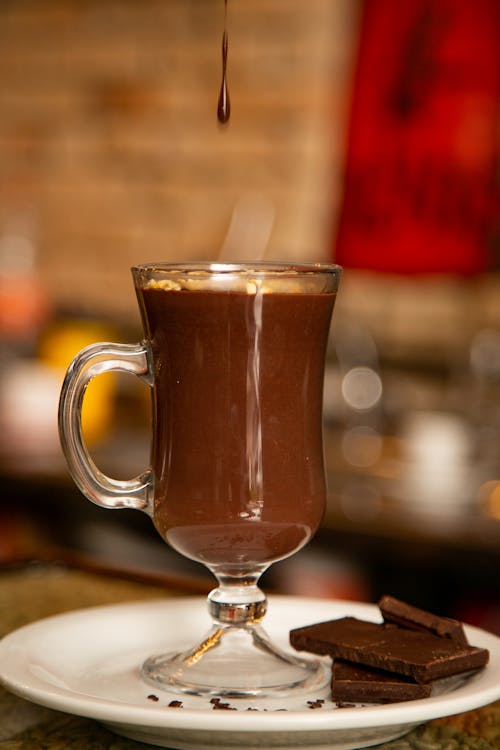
[39,320,116,445]
[478,481,500,521]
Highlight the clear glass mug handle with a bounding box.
[58,341,154,515]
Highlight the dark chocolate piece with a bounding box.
[290,616,489,683]
[379,595,468,645]
[332,659,432,703]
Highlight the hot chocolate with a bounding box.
[136,285,336,575]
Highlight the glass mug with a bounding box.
[59,261,341,698]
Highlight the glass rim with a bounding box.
[132,261,342,277]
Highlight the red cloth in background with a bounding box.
[334,0,499,275]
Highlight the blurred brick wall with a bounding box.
[0,0,358,319]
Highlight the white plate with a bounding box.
[0,596,499,750]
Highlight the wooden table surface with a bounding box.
[0,564,498,749]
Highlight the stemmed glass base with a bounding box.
[141,580,328,698]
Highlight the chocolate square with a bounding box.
[332,659,432,702]
[290,616,488,683]
[378,595,468,645]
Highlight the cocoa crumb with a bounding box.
[307,699,325,709]
[147,694,159,702]
[168,700,183,708]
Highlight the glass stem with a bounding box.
[208,571,268,626]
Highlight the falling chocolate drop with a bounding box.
[217,1,230,124]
